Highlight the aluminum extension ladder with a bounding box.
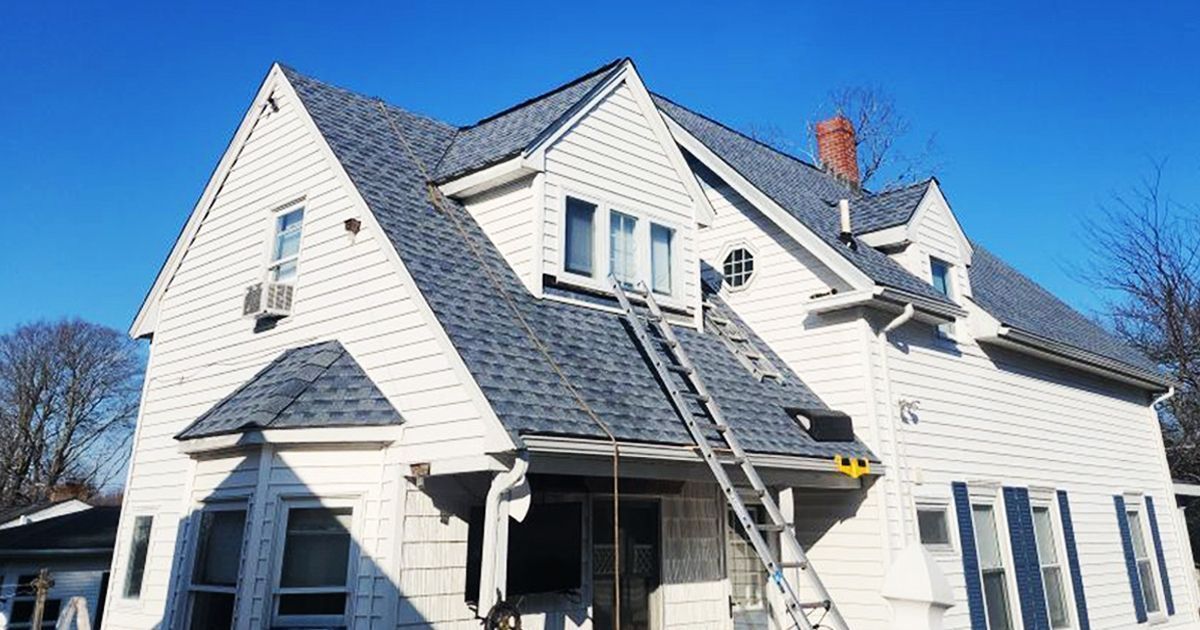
[610,278,850,630]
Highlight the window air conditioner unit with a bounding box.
[243,282,294,319]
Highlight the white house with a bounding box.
[0,504,119,629]
[103,58,1194,630]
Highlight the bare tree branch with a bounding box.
[0,319,142,507]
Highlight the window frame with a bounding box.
[122,514,154,600]
[1029,498,1074,629]
[269,497,360,629]
[930,256,953,298]
[263,201,306,286]
[721,243,757,291]
[1125,499,1165,620]
[184,501,250,630]
[968,489,1020,630]
[556,191,684,303]
[915,502,954,552]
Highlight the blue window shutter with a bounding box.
[1004,487,1049,630]
[953,482,987,630]
[1057,491,1091,630]
[1145,496,1175,615]
[1115,495,1148,622]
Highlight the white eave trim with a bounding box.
[855,181,974,265]
[130,64,288,339]
[178,425,404,455]
[521,435,879,474]
[979,325,1171,391]
[806,285,965,323]
[438,156,537,198]
[522,60,717,226]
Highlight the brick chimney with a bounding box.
[815,114,860,188]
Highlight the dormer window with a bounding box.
[559,194,680,301]
[270,207,305,283]
[609,211,638,288]
[564,197,596,276]
[930,257,952,297]
[650,224,674,295]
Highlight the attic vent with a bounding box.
[244,282,294,319]
[703,300,780,381]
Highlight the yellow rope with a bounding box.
[374,100,623,626]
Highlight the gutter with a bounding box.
[807,286,963,323]
[478,450,530,616]
[982,325,1173,392]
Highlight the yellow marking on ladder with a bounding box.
[834,455,871,479]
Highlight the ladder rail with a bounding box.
[611,278,849,630]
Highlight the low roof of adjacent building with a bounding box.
[0,505,120,556]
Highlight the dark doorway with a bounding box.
[592,499,660,630]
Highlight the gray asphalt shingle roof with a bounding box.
[851,179,932,233]
[282,67,873,459]
[969,244,1160,376]
[651,94,1160,381]
[0,506,120,554]
[177,340,403,440]
[433,60,625,181]
[652,95,955,306]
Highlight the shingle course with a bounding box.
[176,340,402,440]
[283,68,871,459]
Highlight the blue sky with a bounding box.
[1,1,1197,333]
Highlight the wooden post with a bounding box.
[29,569,55,630]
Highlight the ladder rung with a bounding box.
[757,523,789,532]
[708,315,730,326]
[727,332,749,342]
[642,313,663,323]
[796,600,830,610]
[683,392,710,403]
[778,560,808,570]
[667,364,694,375]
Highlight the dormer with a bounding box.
[436,60,714,316]
[856,179,974,303]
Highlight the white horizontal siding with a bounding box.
[461,176,537,292]
[108,80,494,629]
[881,322,1195,630]
[543,80,699,304]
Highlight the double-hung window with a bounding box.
[609,211,638,288]
[972,504,1014,630]
[930,257,952,297]
[1032,506,1071,628]
[273,505,354,627]
[269,207,305,284]
[187,507,248,630]
[1127,508,1163,615]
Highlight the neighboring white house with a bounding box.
[0,504,119,630]
[103,58,1194,630]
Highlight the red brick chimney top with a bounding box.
[815,115,860,188]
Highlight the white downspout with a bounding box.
[880,304,917,545]
[479,450,530,615]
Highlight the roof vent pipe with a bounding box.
[838,199,856,249]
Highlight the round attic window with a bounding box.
[722,247,755,288]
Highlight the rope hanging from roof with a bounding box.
[373,100,624,626]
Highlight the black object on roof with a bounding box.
[0,506,120,556]
[176,340,403,440]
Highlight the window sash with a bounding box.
[1031,506,1070,628]
[1126,509,1162,614]
[609,211,638,287]
[564,197,596,277]
[650,223,673,295]
[124,515,153,598]
[931,258,951,296]
[917,508,951,546]
[273,505,354,625]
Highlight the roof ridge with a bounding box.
[652,91,848,190]
[461,58,626,130]
[278,64,457,133]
